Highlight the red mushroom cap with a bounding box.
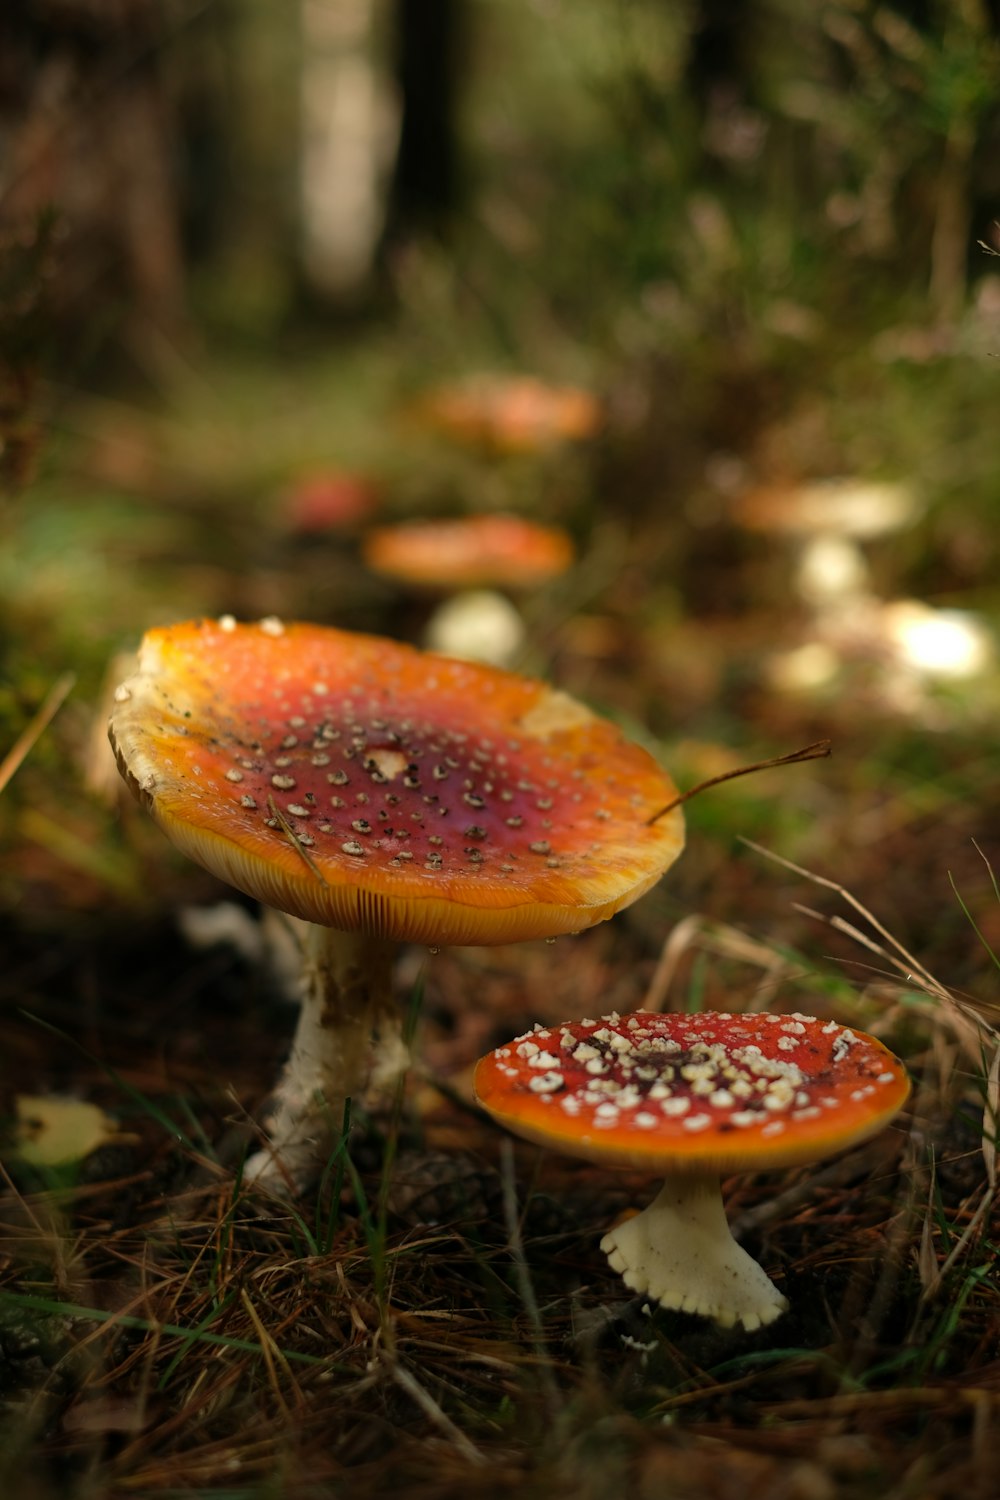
[108,618,684,947]
[282,470,379,534]
[415,376,602,454]
[474,1010,910,1173]
[363,514,575,592]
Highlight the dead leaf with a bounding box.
[11,1095,119,1167]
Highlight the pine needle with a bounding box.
[0,672,75,795]
[266,794,329,883]
[647,739,831,825]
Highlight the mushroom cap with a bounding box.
[474,1010,910,1174]
[108,618,684,947]
[733,478,921,540]
[282,470,379,534]
[363,514,575,591]
[415,375,602,453]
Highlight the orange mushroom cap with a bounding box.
[474,1010,910,1174]
[363,514,575,592]
[108,618,684,947]
[415,376,602,454]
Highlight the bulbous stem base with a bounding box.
[600,1174,789,1331]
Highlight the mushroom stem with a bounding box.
[244,926,401,1193]
[600,1174,789,1331]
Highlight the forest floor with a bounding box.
[1,319,999,1499]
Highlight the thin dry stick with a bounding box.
[239,1286,295,1417]
[0,671,76,796]
[642,914,799,1015]
[741,838,947,999]
[917,1155,940,1293]
[398,1338,519,1374]
[764,849,990,1061]
[983,1042,1000,1189]
[971,838,1000,908]
[647,740,831,826]
[921,1184,996,1303]
[388,1358,487,1466]
[791,904,897,966]
[642,913,706,1013]
[764,1387,999,1419]
[499,1139,561,1421]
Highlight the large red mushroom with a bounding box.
[109,617,685,1190]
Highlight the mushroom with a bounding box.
[412,375,602,455]
[280,469,379,535]
[363,514,575,594]
[108,617,685,1191]
[474,1008,910,1330]
[732,476,922,611]
[363,514,576,666]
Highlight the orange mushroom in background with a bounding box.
[108,616,685,1193]
[363,513,577,667]
[363,513,575,593]
[412,375,602,456]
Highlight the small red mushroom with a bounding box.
[281,470,379,535]
[475,1009,910,1330]
[109,618,685,1190]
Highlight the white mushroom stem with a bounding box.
[243,926,402,1194]
[600,1174,789,1331]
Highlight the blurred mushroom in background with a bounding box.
[363,512,576,665]
[411,375,602,456]
[280,469,381,536]
[733,475,923,613]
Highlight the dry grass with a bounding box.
[2,837,998,1500]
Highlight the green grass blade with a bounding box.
[0,1289,328,1367]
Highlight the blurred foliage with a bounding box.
[1,9,1000,1497]
[0,0,998,787]
[0,213,57,492]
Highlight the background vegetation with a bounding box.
[1,2,998,1496]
